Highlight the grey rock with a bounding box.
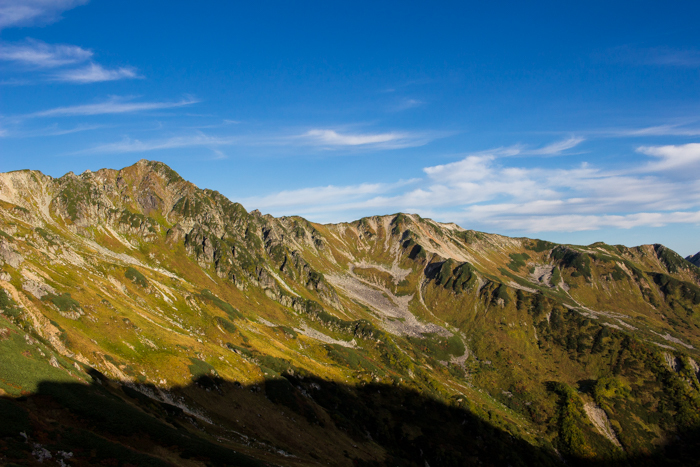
[0,240,23,268]
[22,279,56,299]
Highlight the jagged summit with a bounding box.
[1,161,700,466]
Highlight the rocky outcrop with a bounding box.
[22,279,56,299]
[0,240,23,268]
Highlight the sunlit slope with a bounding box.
[0,160,699,466]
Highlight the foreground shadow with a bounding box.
[0,369,698,466]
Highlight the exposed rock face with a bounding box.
[21,279,56,299]
[0,240,23,268]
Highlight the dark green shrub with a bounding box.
[199,289,243,319]
[125,267,148,288]
[42,293,81,312]
[507,253,531,272]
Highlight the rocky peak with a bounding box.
[687,251,700,267]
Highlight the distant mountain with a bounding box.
[687,252,700,267]
[1,160,699,466]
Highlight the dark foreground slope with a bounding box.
[2,370,700,467]
[1,160,700,465]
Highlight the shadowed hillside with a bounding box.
[2,370,700,466]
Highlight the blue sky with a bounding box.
[1,1,700,256]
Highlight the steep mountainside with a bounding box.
[1,160,700,466]
[687,252,700,267]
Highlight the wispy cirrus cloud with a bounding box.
[242,179,419,210]
[80,132,234,154]
[527,136,585,155]
[299,128,434,149]
[0,39,91,67]
[304,129,406,146]
[0,0,87,30]
[0,38,140,84]
[463,136,585,158]
[243,140,700,233]
[27,96,199,118]
[608,123,700,137]
[1,123,103,138]
[53,62,139,83]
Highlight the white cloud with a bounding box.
[304,129,407,146]
[443,137,583,160]
[624,124,700,137]
[298,128,433,149]
[0,38,139,84]
[0,39,91,67]
[243,139,700,233]
[53,62,139,83]
[637,143,700,171]
[28,96,199,118]
[0,0,87,29]
[423,155,494,183]
[528,136,585,155]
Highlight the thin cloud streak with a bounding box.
[2,123,104,138]
[27,96,199,118]
[304,129,406,146]
[241,179,420,210]
[0,39,91,67]
[589,123,700,138]
[298,128,436,150]
[528,136,584,155]
[0,39,139,84]
[80,133,235,154]
[53,63,139,83]
[0,0,88,30]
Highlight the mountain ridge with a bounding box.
[687,252,700,267]
[1,159,699,466]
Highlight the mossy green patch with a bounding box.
[199,289,243,319]
[42,293,81,312]
[125,267,148,288]
[188,357,217,377]
[507,253,531,272]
